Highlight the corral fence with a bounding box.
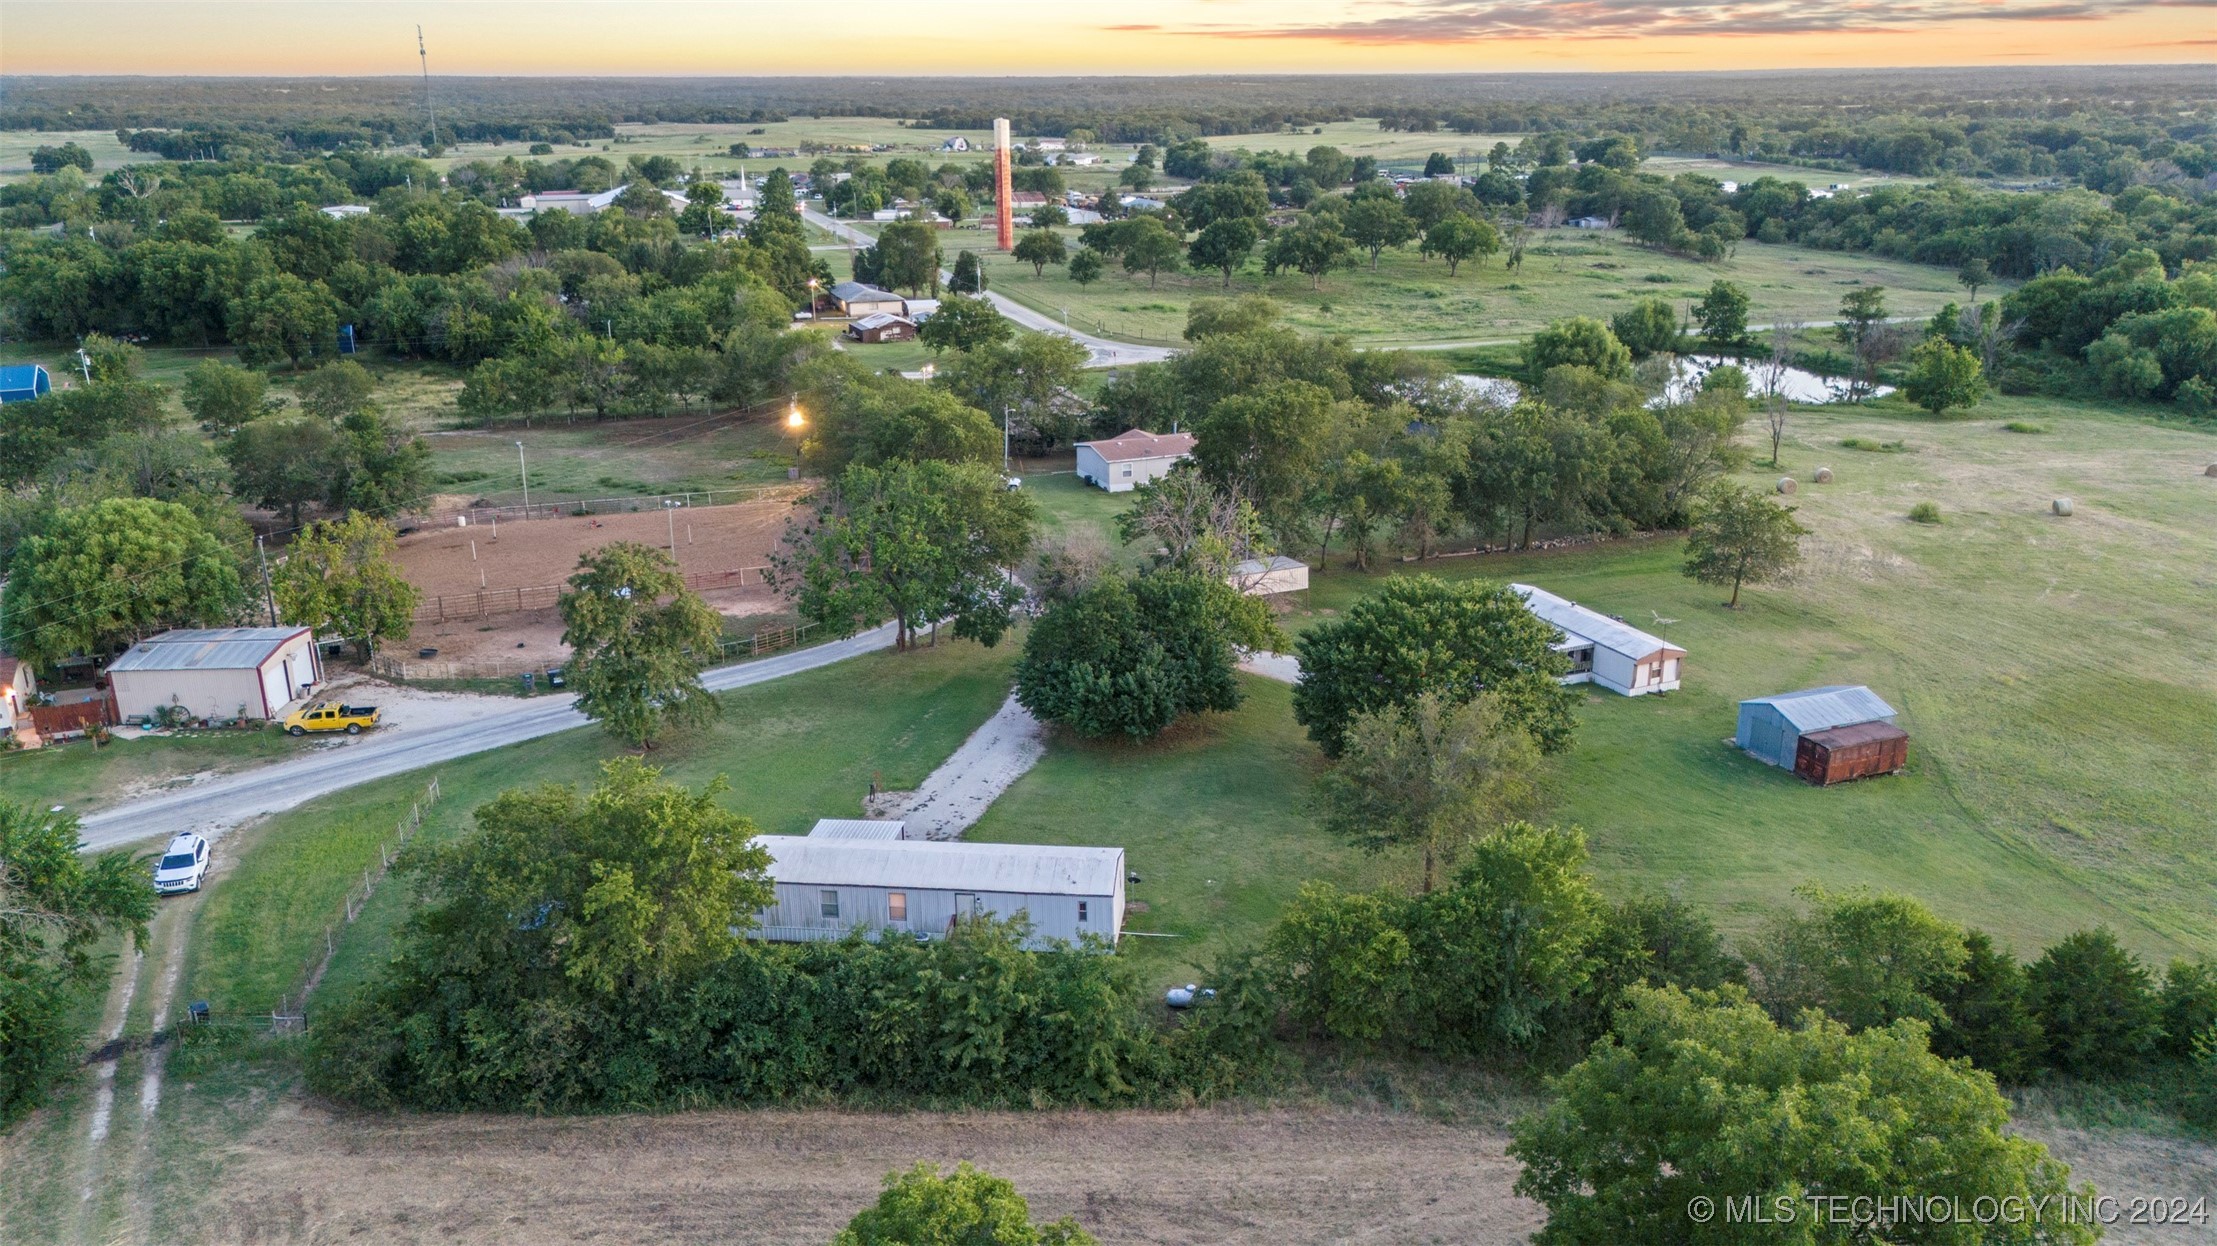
[405,566,773,625]
[258,775,442,1033]
[420,482,809,530]
[368,621,818,683]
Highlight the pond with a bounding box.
[1453,356,1893,408]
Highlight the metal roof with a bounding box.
[1079,429,1196,464]
[849,312,914,330]
[1512,584,1683,662]
[808,819,908,841]
[105,627,310,674]
[1801,720,1908,750]
[1230,556,1306,576]
[755,836,1123,897]
[1740,685,1897,732]
[830,281,900,303]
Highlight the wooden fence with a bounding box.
[423,482,808,529]
[408,566,772,624]
[267,774,442,1032]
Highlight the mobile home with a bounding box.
[751,837,1125,949]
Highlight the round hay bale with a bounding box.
[2051,497,2074,517]
[2204,462,2217,477]
[1776,477,1798,495]
[1813,466,1834,484]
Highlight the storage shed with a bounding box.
[1794,720,1909,786]
[1736,685,1901,777]
[844,312,917,343]
[0,365,52,405]
[750,837,1125,949]
[105,627,321,723]
[1512,584,1685,697]
[1228,556,1310,596]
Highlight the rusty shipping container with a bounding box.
[1793,721,1909,786]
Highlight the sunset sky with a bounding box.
[1,0,2209,75]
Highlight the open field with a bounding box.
[0,128,138,179]
[425,413,804,505]
[0,729,299,821]
[953,225,1989,346]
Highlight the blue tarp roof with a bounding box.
[1739,685,1897,732]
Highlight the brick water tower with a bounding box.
[993,117,1014,251]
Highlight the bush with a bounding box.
[1839,436,1910,453]
[2028,928,2163,1079]
[834,1163,1096,1246]
[1909,501,1943,524]
[2002,420,2048,434]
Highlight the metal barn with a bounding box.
[750,837,1125,949]
[1794,720,1910,786]
[106,627,322,722]
[1736,685,1900,774]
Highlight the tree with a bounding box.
[224,417,339,525]
[835,1162,1096,1246]
[1012,228,1065,279]
[1421,823,1609,1047]
[773,460,1034,652]
[1015,570,1280,740]
[1190,380,1338,533]
[273,512,421,660]
[1682,483,1805,608]
[1262,213,1355,290]
[934,332,1089,452]
[1748,884,1969,1033]
[1343,197,1416,271]
[29,142,94,174]
[558,542,727,748]
[179,359,270,435]
[1903,337,1986,417]
[1318,691,1540,893]
[1,498,245,670]
[1422,152,1456,177]
[1066,247,1104,286]
[1119,216,1183,289]
[916,293,1012,355]
[1837,285,1890,398]
[1930,929,2046,1084]
[1622,191,1686,250]
[1694,279,1752,353]
[1424,214,1496,276]
[330,408,432,516]
[1292,575,1576,759]
[1609,298,1680,360]
[0,802,154,1125]
[1183,295,1279,343]
[1115,467,1268,576]
[1957,256,1991,305]
[1524,317,1631,383]
[875,219,943,295]
[948,249,986,295]
[2028,927,2162,1079]
[1510,986,2097,1246]
[228,272,338,370]
[294,360,377,421]
[1186,217,1259,290]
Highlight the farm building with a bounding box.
[750,836,1126,949]
[1075,428,1195,493]
[939,136,971,152]
[1568,216,1612,229]
[105,627,322,723]
[519,187,626,214]
[1229,556,1310,596]
[808,818,910,841]
[1512,584,1685,696]
[1736,685,1907,784]
[825,281,908,318]
[0,364,52,404]
[845,313,918,343]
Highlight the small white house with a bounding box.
[1568,215,1612,230]
[105,627,321,722]
[1229,556,1310,596]
[751,837,1126,949]
[1512,584,1685,696]
[1075,428,1195,493]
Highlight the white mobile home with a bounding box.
[1074,428,1195,493]
[1512,584,1685,696]
[1228,556,1310,596]
[751,837,1126,949]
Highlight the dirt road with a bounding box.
[185,1099,1544,1246]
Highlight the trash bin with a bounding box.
[520,671,536,694]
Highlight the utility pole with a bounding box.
[515,440,530,514]
[75,345,91,384]
[664,500,680,558]
[416,26,438,150]
[1001,406,1012,476]
[255,535,277,626]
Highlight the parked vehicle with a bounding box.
[153,833,210,894]
[282,701,381,736]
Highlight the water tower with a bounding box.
[993,118,1014,251]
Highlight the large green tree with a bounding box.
[272,511,421,660]
[1011,228,1066,279]
[1424,214,1497,276]
[2,497,245,669]
[1695,280,1752,353]
[558,542,727,748]
[223,416,338,525]
[834,1162,1096,1246]
[2027,927,2162,1079]
[1681,482,1807,608]
[1748,884,1970,1033]
[179,359,271,435]
[1190,379,1339,534]
[1262,212,1355,289]
[1291,574,1576,759]
[1525,317,1633,383]
[1903,337,1986,417]
[1510,986,2096,1246]
[773,460,1034,652]
[1186,217,1260,290]
[1343,196,1416,270]
[1015,570,1281,740]
[915,293,1012,355]
[1317,691,1540,893]
[1119,216,1184,289]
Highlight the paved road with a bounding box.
[75,624,899,854]
[801,210,1175,368]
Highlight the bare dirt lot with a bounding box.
[184,1099,1544,1246]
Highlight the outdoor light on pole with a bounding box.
[515,440,530,514]
[1001,406,1012,475]
[663,499,681,557]
[786,397,806,478]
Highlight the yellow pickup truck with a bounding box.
[283,701,381,737]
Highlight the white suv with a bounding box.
[152,833,210,895]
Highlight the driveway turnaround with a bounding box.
[74,624,900,854]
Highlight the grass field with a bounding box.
[2,729,300,822]
[0,128,138,179]
[954,224,1987,346]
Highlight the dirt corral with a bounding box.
[392,499,795,670]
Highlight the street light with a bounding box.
[663,499,682,557]
[515,441,530,514]
[786,398,806,479]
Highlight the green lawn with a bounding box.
[0,128,138,180]
[423,411,799,506]
[3,728,300,823]
[187,640,1017,1015]
[959,225,1990,347]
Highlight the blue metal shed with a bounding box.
[1736,685,1898,770]
[0,365,52,404]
